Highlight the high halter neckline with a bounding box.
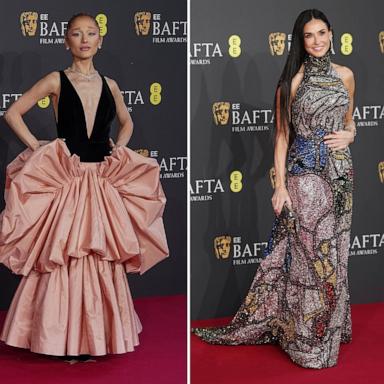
[303,51,331,76]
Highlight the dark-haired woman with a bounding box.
[193,9,356,369]
[0,13,169,358]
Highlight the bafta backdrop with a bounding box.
[0,0,187,309]
[191,0,384,320]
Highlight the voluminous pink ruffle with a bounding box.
[0,139,169,275]
[0,139,169,355]
[1,255,142,356]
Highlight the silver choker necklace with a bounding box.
[67,67,99,81]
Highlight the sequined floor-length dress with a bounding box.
[193,52,354,369]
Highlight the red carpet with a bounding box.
[0,295,186,384]
[191,302,384,384]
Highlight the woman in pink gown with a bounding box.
[0,13,168,358]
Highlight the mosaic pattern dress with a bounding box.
[193,52,354,369]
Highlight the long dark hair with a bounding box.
[275,9,332,144]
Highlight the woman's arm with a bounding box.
[343,68,356,137]
[324,66,355,149]
[106,78,133,149]
[3,72,59,150]
[271,86,293,215]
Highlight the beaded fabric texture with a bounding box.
[193,51,353,369]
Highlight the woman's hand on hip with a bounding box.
[324,130,354,150]
[109,138,124,154]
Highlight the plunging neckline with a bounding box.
[62,70,104,140]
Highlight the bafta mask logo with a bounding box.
[269,32,286,56]
[134,12,151,36]
[20,12,38,37]
[214,236,232,259]
[379,31,384,54]
[378,161,384,183]
[212,102,230,125]
[135,149,150,157]
[269,166,276,189]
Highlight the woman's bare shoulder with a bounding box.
[104,76,119,91]
[42,71,61,84]
[36,71,61,95]
[331,63,354,81]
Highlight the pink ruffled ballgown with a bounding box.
[0,70,169,356]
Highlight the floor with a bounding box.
[0,295,186,384]
[191,302,384,384]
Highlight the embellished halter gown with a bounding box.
[0,70,169,356]
[193,52,353,369]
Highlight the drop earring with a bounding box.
[330,38,334,54]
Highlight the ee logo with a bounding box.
[150,82,162,105]
[340,33,353,55]
[37,96,50,108]
[96,14,108,37]
[228,35,241,58]
[230,170,243,192]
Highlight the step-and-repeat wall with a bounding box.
[191,0,384,319]
[0,0,187,309]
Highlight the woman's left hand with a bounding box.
[109,138,123,154]
[323,130,354,150]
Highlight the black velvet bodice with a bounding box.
[57,71,116,162]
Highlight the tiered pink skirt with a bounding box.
[0,139,169,356]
